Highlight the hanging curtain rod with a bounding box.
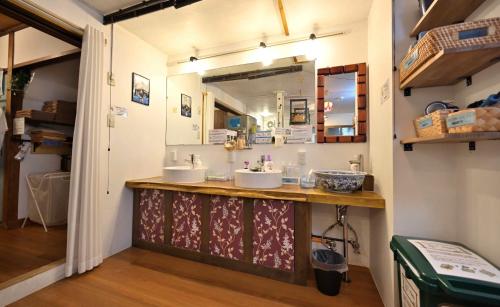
[173,30,347,65]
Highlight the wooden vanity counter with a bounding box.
[126,177,384,285]
[125,177,385,209]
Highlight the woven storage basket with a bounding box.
[446,107,500,133]
[414,110,454,137]
[400,17,500,83]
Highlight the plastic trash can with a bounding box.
[390,235,500,307]
[312,249,348,296]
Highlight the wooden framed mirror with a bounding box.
[316,63,367,143]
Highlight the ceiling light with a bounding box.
[324,101,334,112]
[189,56,205,76]
[258,42,273,67]
[260,110,273,117]
[305,33,318,60]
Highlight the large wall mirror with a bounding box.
[165,59,367,146]
[317,63,367,143]
[166,56,316,145]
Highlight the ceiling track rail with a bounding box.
[202,65,303,83]
[103,0,202,25]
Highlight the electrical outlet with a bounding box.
[107,114,115,128]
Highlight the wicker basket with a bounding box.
[400,17,500,83]
[447,107,500,133]
[414,110,454,137]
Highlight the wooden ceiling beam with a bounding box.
[277,0,289,36]
[0,22,26,37]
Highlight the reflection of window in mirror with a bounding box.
[323,72,356,136]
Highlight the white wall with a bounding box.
[166,73,202,145]
[103,25,168,257]
[18,58,80,219]
[451,2,500,266]
[325,112,354,126]
[367,0,395,306]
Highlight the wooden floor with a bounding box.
[0,224,66,286]
[12,248,383,307]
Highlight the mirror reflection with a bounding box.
[166,57,316,145]
[323,72,357,137]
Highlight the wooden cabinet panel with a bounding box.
[136,189,166,245]
[208,196,244,260]
[253,199,295,272]
[171,192,202,251]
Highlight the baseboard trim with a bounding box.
[0,259,65,305]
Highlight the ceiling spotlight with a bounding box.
[258,42,273,67]
[189,56,205,75]
[306,33,318,60]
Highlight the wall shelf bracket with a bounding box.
[403,143,413,151]
[469,141,476,151]
[404,87,412,97]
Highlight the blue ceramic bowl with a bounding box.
[314,170,367,193]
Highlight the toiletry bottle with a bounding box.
[264,154,273,171]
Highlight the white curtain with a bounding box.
[66,25,104,277]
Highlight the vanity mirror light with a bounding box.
[166,56,316,145]
[317,63,367,143]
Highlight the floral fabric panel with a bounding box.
[209,196,244,260]
[171,192,202,251]
[253,199,295,272]
[138,189,165,244]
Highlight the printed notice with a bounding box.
[13,117,25,135]
[409,239,500,284]
[112,106,128,118]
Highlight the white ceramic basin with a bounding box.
[234,169,282,189]
[163,166,207,183]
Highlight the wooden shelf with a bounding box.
[24,117,74,127]
[410,0,486,37]
[400,44,500,89]
[401,132,500,151]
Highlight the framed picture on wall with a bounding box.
[289,99,309,125]
[181,93,192,117]
[131,73,150,106]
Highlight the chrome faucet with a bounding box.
[185,154,195,168]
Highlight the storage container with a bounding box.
[27,171,70,226]
[447,107,500,133]
[414,110,454,137]
[400,17,500,83]
[390,235,500,307]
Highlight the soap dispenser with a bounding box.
[264,154,274,171]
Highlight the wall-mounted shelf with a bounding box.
[410,0,486,37]
[401,132,500,151]
[400,45,500,90]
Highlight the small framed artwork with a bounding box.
[289,99,309,125]
[181,93,192,117]
[131,73,150,106]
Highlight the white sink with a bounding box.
[234,169,282,189]
[163,166,207,183]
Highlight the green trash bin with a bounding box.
[390,235,500,307]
